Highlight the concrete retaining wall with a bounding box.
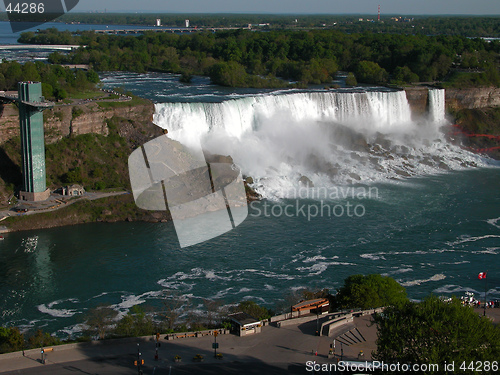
[320,315,354,337]
[0,334,157,361]
[276,313,327,327]
[165,328,229,341]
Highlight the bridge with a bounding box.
[0,44,81,51]
[94,27,242,35]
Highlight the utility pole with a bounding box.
[316,309,319,336]
[155,332,160,361]
[213,330,219,358]
[40,336,45,364]
[479,271,489,316]
[136,343,143,375]
[484,271,489,317]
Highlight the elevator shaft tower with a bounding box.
[17,82,54,201]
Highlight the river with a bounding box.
[0,71,499,338]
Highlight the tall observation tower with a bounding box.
[17,82,54,201]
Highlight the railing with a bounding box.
[165,328,229,341]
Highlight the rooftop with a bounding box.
[228,312,261,326]
[292,298,329,311]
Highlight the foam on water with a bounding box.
[486,217,500,229]
[37,299,80,318]
[447,234,500,246]
[400,273,446,287]
[153,90,488,199]
[382,268,414,276]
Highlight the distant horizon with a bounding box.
[60,12,500,16]
[55,0,500,16]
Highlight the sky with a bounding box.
[71,0,500,15]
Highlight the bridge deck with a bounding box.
[0,93,54,108]
[0,44,81,50]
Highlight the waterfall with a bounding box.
[152,89,484,199]
[428,88,446,123]
[153,91,413,149]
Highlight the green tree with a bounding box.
[41,83,54,99]
[86,70,100,84]
[53,87,68,101]
[392,66,419,84]
[355,61,388,84]
[27,329,61,348]
[334,274,407,309]
[209,61,248,87]
[237,301,272,320]
[0,327,24,354]
[115,305,154,337]
[373,297,500,371]
[345,72,357,86]
[84,305,118,340]
[160,291,190,331]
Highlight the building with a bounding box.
[291,298,330,316]
[228,312,263,336]
[185,19,190,28]
[61,184,85,197]
[156,18,161,27]
[18,82,52,201]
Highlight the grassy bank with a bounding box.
[3,194,171,232]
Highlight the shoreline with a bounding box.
[0,181,260,233]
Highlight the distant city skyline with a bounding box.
[71,0,500,15]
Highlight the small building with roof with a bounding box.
[61,184,85,196]
[291,298,330,316]
[228,312,263,336]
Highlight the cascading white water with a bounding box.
[154,91,413,147]
[153,90,485,199]
[428,88,446,123]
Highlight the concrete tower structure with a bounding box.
[18,82,51,201]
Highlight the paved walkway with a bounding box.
[0,315,365,375]
[1,308,496,374]
[0,191,129,225]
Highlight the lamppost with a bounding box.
[136,343,143,375]
[213,330,219,358]
[316,309,319,336]
[155,332,160,361]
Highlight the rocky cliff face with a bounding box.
[445,87,500,111]
[0,101,154,144]
[404,86,500,116]
[2,88,499,145]
[0,104,20,143]
[404,87,429,119]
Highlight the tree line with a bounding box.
[20,27,500,88]
[7,13,500,37]
[0,60,100,100]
